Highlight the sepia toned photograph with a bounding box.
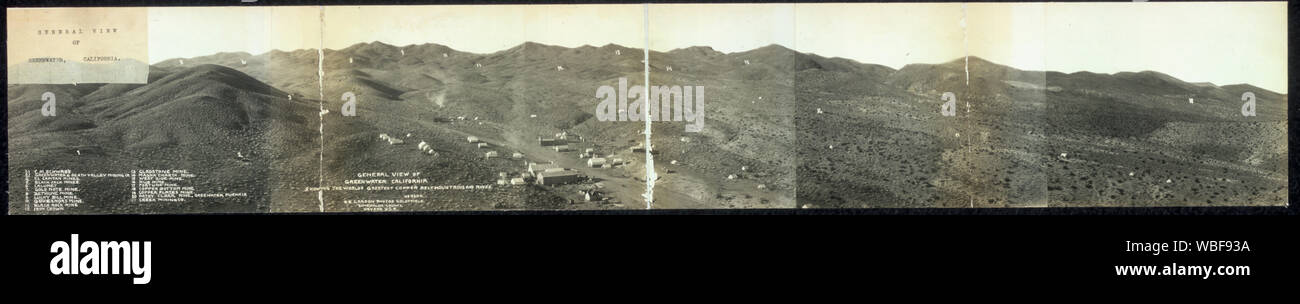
[315,5,651,212]
[791,2,1287,208]
[5,2,1298,292]
[6,2,1288,214]
[7,6,323,214]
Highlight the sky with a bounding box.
[969,2,1287,93]
[144,3,1287,93]
[791,3,966,68]
[649,4,796,55]
[320,5,645,53]
[148,6,319,63]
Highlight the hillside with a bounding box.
[8,64,321,214]
[9,42,1287,213]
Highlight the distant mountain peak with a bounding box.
[1221,83,1282,96]
[750,43,797,54]
[600,43,632,49]
[150,63,285,97]
[965,55,991,62]
[1132,70,1174,78]
[211,51,253,57]
[733,43,804,60]
[669,46,723,57]
[943,56,1005,68]
[518,41,557,49]
[339,41,393,51]
[500,41,566,54]
[1114,70,1188,86]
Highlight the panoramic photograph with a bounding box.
[789,2,1287,208]
[7,6,324,214]
[6,2,1295,291]
[6,2,1287,214]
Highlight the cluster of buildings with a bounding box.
[495,131,610,186]
[380,130,601,189]
[494,161,583,186]
[379,133,441,158]
[467,136,507,160]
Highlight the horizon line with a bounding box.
[149,40,1287,94]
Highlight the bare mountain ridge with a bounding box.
[7,64,321,213]
[142,41,1282,107]
[8,42,1287,212]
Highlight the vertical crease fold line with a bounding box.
[962,3,969,87]
[642,3,655,209]
[316,6,326,213]
[960,3,972,208]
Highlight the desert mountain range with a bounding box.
[8,41,1286,213]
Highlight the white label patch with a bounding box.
[6,8,149,84]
